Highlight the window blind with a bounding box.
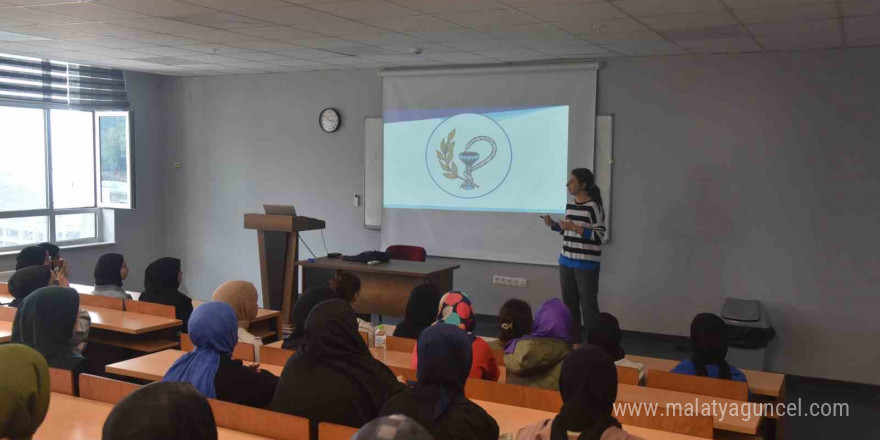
[0,52,129,110]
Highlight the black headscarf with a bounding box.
[102,382,218,440]
[297,299,398,412]
[140,257,192,326]
[37,242,60,260]
[7,265,53,308]
[587,313,625,361]
[690,313,732,380]
[551,345,621,440]
[282,286,338,350]
[414,324,472,420]
[94,253,125,287]
[15,246,48,270]
[11,286,84,370]
[393,283,441,340]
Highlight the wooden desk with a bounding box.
[34,393,273,440]
[0,320,11,343]
[82,305,181,353]
[298,257,459,316]
[627,354,785,399]
[106,349,283,382]
[473,399,707,440]
[192,299,283,341]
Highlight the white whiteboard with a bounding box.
[364,117,382,229]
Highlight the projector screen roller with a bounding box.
[380,63,598,265]
[384,106,569,214]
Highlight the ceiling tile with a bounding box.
[34,3,147,21]
[845,15,880,43]
[1,25,95,40]
[319,55,387,67]
[0,41,54,52]
[311,1,420,20]
[0,16,31,27]
[78,47,158,59]
[271,48,341,58]
[132,46,203,57]
[420,51,493,63]
[5,0,81,5]
[579,30,666,43]
[232,6,348,25]
[178,0,292,12]
[531,42,608,55]
[287,37,366,49]
[95,0,215,17]
[268,58,334,68]
[69,37,155,49]
[438,9,538,27]
[518,3,627,22]
[555,17,649,34]
[220,61,280,70]
[601,40,688,55]
[499,0,606,6]
[327,45,395,55]
[173,29,264,43]
[722,0,830,8]
[224,40,304,51]
[363,15,461,32]
[57,22,157,37]
[474,48,552,61]
[842,1,880,17]
[380,42,460,54]
[175,12,271,29]
[612,0,727,17]
[0,7,90,25]
[184,53,248,63]
[176,43,253,54]
[110,18,215,34]
[295,20,387,36]
[733,3,838,24]
[662,24,749,40]
[0,29,44,41]
[481,23,567,39]
[443,39,520,51]
[407,29,497,43]
[232,26,322,41]
[226,51,292,62]
[17,39,99,50]
[747,17,838,36]
[135,56,201,65]
[365,54,435,65]
[123,33,205,45]
[640,11,740,31]
[389,0,504,13]
[675,36,762,52]
[345,32,425,46]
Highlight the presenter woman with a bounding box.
[541,168,606,343]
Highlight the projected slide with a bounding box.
[384,105,569,213]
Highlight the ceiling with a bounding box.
[0,0,877,76]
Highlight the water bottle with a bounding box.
[374,324,387,363]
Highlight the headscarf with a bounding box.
[37,243,59,261]
[282,286,337,349]
[143,257,181,293]
[352,414,434,440]
[504,298,571,354]
[690,313,732,380]
[551,345,621,440]
[11,287,83,370]
[588,313,625,361]
[393,283,440,339]
[103,382,218,440]
[94,253,125,287]
[415,324,472,420]
[211,281,258,329]
[435,291,475,337]
[298,299,397,411]
[15,246,47,271]
[7,265,52,308]
[0,344,51,440]
[163,301,237,398]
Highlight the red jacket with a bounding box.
[410,335,500,381]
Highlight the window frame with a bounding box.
[0,101,130,252]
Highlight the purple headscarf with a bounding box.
[504,298,572,354]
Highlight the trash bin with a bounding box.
[721,298,775,371]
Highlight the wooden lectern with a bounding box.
[244,212,325,324]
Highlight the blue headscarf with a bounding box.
[163,301,237,398]
[416,324,472,420]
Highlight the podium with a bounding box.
[244,213,325,324]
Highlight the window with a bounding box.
[0,105,133,251]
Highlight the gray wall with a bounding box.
[160,48,879,385]
[0,71,167,290]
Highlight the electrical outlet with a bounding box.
[493,275,527,288]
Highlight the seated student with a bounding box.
[393,283,440,340]
[103,382,218,440]
[37,242,61,271]
[15,245,49,270]
[92,253,132,299]
[588,313,646,381]
[281,286,337,350]
[140,257,193,328]
[504,298,572,390]
[410,291,500,381]
[211,281,261,345]
[332,273,375,345]
[380,324,499,440]
[495,298,533,350]
[515,345,644,440]
[0,344,51,440]
[671,313,747,383]
[271,299,402,438]
[12,286,86,371]
[352,415,434,440]
[163,301,278,408]
[8,265,90,353]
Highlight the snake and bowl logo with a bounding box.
[425,113,512,199]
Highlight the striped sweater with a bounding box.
[552,200,606,270]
